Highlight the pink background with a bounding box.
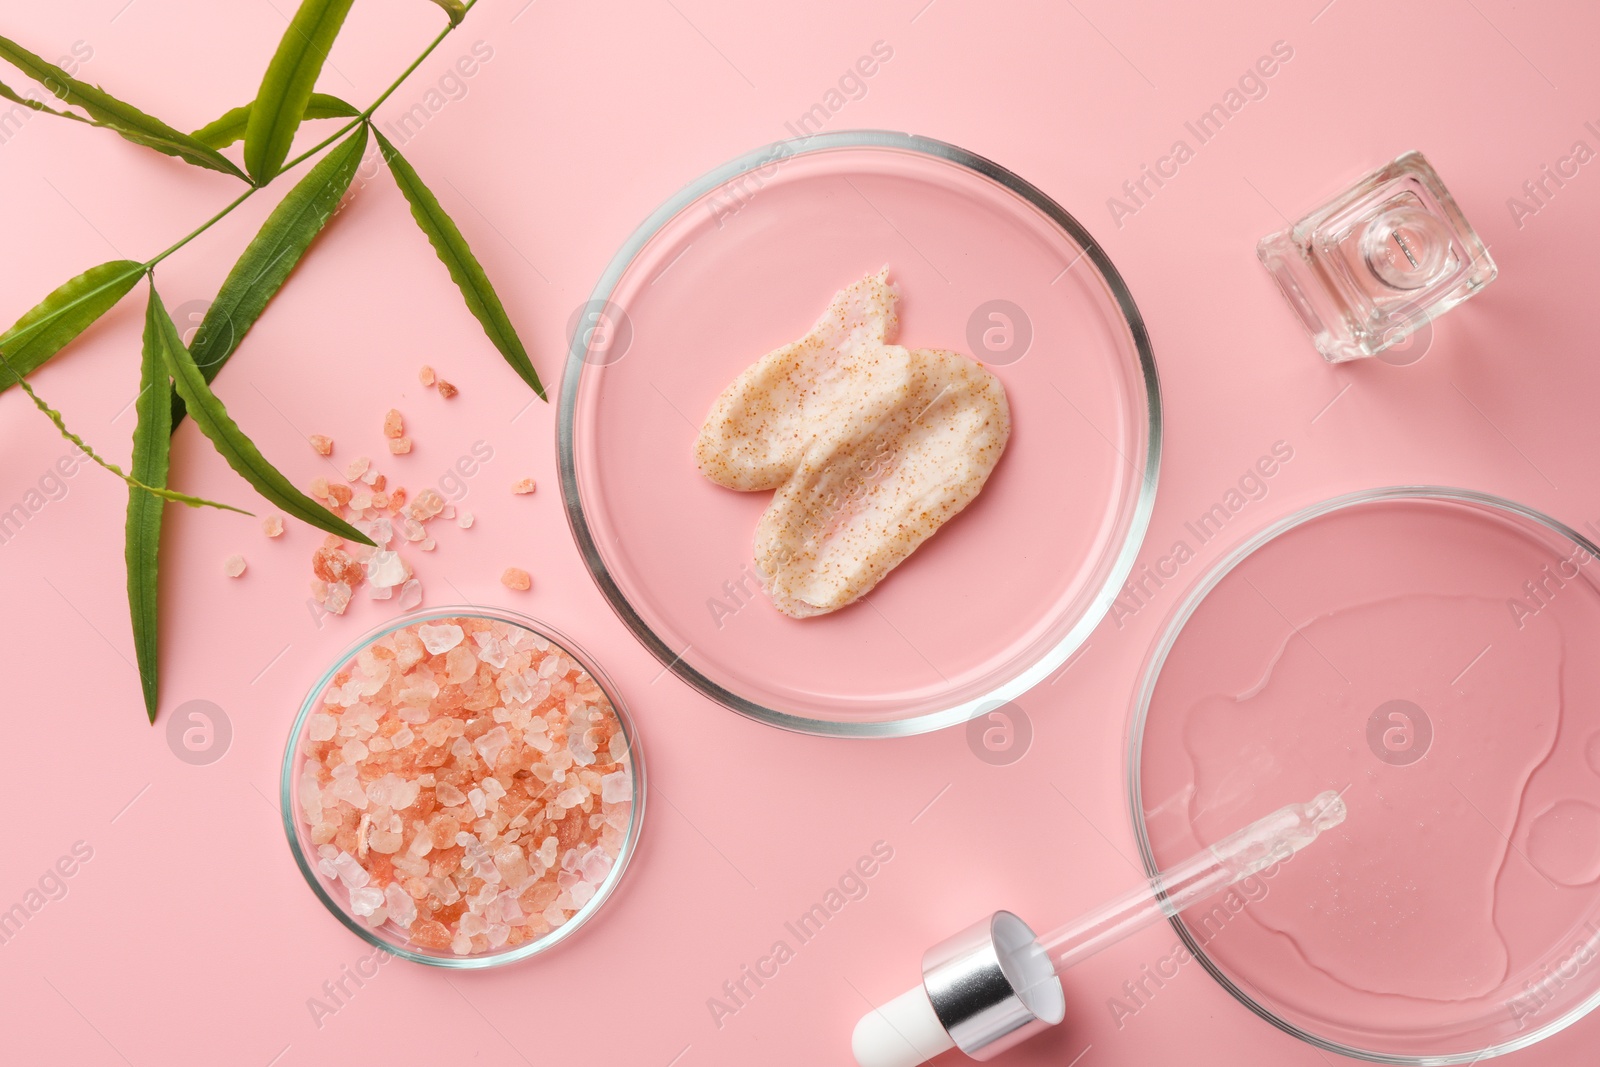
[2,1,1597,1065]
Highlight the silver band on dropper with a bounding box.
[921,911,1066,1060]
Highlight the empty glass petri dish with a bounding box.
[559,131,1160,736]
[1130,487,1600,1061]
[281,607,644,968]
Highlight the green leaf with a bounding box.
[0,76,88,121]
[243,0,356,183]
[128,287,176,723]
[0,35,249,181]
[428,0,467,25]
[154,287,375,547]
[174,124,368,428]
[192,92,358,150]
[374,130,546,399]
[0,260,145,393]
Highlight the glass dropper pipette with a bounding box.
[851,791,1347,1067]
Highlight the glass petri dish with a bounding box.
[559,131,1160,736]
[1130,487,1600,1062]
[281,607,644,968]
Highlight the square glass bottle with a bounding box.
[1258,151,1496,363]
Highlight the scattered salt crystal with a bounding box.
[441,504,455,521]
[500,567,531,591]
[458,511,474,529]
[511,478,536,495]
[224,554,247,578]
[345,456,371,481]
[310,477,330,499]
[388,437,412,455]
[366,550,407,588]
[420,538,436,552]
[600,771,631,804]
[397,515,426,541]
[418,622,464,653]
[419,365,436,387]
[351,492,372,510]
[327,483,353,507]
[309,434,334,455]
[262,515,284,538]
[325,581,352,614]
[371,583,393,600]
[384,409,404,439]
[397,578,423,610]
[436,379,458,399]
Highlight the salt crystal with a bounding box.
[309,434,334,455]
[468,788,487,817]
[485,923,511,948]
[325,582,352,615]
[328,776,367,810]
[436,782,467,807]
[570,880,596,908]
[262,515,284,538]
[458,511,474,529]
[224,554,247,578]
[511,478,536,495]
[307,713,337,741]
[328,483,353,507]
[392,726,414,748]
[600,771,631,804]
[348,886,384,916]
[436,379,458,399]
[342,739,369,762]
[384,409,404,439]
[388,436,412,455]
[397,579,423,611]
[385,883,417,927]
[543,903,566,928]
[418,622,463,653]
[345,456,370,481]
[351,492,373,511]
[580,847,613,884]
[441,504,455,520]
[362,467,380,487]
[371,583,392,600]
[366,550,407,588]
[500,567,531,591]
[420,538,436,552]
[450,933,473,955]
[474,726,511,768]
[419,365,435,387]
[557,786,587,809]
[331,851,370,889]
[397,515,426,541]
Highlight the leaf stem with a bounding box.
[141,0,477,272]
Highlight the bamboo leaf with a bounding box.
[0,35,249,181]
[428,0,467,26]
[243,0,356,183]
[192,92,357,150]
[154,288,374,546]
[0,76,88,121]
[0,260,145,393]
[0,349,244,512]
[127,287,175,723]
[174,124,368,428]
[374,130,546,399]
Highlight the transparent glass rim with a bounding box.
[1126,485,1600,1063]
[279,605,647,969]
[557,128,1162,738]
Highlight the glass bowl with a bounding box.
[1130,487,1600,1062]
[281,607,645,968]
[558,130,1160,736]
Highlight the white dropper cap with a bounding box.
[852,985,953,1067]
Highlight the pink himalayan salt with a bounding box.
[388,436,412,455]
[511,478,536,495]
[500,568,531,591]
[345,456,371,481]
[409,489,446,522]
[309,434,334,456]
[436,379,458,399]
[419,365,436,387]
[296,616,633,957]
[397,579,422,611]
[224,554,247,578]
[384,409,404,439]
[458,511,474,529]
[262,515,284,538]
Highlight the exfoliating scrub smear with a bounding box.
[282,608,643,968]
[1131,488,1600,1062]
[560,131,1160,736]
